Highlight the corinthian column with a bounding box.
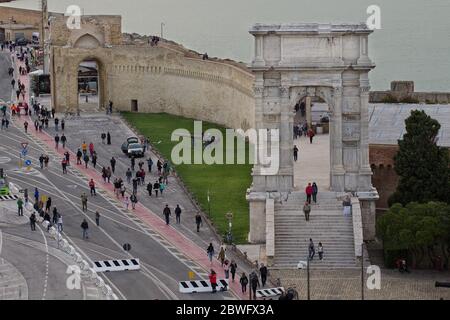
[331,86,345,191]
[279,85,294,189]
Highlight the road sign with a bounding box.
[25,160,31,166]
[21,149,28,157]
[123,243,131,251]
[188,271,195,280]
[21,142,28,150]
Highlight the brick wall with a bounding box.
[369,144,399,209]
[0,7,42,27]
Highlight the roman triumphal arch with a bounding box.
[247,23,379,244]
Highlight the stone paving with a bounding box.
[270,269,450,300]
[0,257,28,300]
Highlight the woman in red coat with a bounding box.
[209,270,217,293]
[305,183,313,204]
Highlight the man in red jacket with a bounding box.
[305,183,313,204]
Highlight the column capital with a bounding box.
[253,86,264,97]
[279,86,290,98]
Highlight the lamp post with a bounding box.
[307,253,310,300]
[160,22,165,39]
[225,211,233,244]
[361,242,365,300]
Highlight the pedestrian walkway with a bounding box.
[294,133,330,191]
[10,59,249,300]
[0,257,28,300]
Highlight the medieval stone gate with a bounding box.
[247,23,379,245]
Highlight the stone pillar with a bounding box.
[279,86,294,190]
[305,96,312,128]
[358,85,373,190]
[331,87,345,191]
[253,36,265,66]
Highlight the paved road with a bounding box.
[0,50,248,300]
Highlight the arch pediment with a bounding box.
[73,33,102,49]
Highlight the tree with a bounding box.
[388,110,450,206]
[377,202,450,269]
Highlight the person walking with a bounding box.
[124,196,130,210]
[45,197,52,213]
[61,119,65,131]
[57,214,63,232]
[307,128,315,144]
[17,197,24,216]
[83,153,90,169]
[312,182,318,203]
[81,193,88,212]
[107,132,111,145]
[101,133,106,144]
[308,238,315,260]
[130,194,138,210]
[240,272,248,294]
[30,213,36,231]
[34,188,39,203]
[89,179,96,196]
[153,181,160,197]
[61,134,67,149]
[54,134,60,149]
[61,158,68,174]
[146,182,153,196]
[81,219,89,239]
[54,117,59,131]
[303,201,311,221]
[126,168,132,184]
[24,120,28,133]
[318,242,324,261]
[175,204,182,224]
[259,263,268,287]
[159,182,166,196]
[223,260,230,280]
[293,145,299,162]
[76,149,82,165]
[130,156,136,171]
[305,183,313,204]
[218,247,226,267]
[52,207,59,225]
[92,151,97,168]
[147,157,153,172]
[110,157,116,174]
[207,243,215,265]
[249,271,260,300]
[230,260,238,282]
[163,205,171,225]
[209,270,217,293]
[89,142,94,158]
[95,211,100,226]
[195,213,202,232]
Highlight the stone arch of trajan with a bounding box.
[246,23,379,245]
[49,16,378,249]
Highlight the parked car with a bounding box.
[15,38,29,46]
[121,137,144,157]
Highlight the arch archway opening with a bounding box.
[77,59,101,112]
[293,93,332,193]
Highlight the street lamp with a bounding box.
[160,22,165,39]
[225,211,233,244]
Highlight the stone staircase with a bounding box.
[273,191,359,269]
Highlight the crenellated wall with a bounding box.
[51,43,255,130]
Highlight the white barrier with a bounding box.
[256,287,285,298]
[179,279,229,294]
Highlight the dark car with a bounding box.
[15,38,28,46]
[121,137,144,157]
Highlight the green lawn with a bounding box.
[122,112,252,243]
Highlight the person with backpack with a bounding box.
[153,181,160,197]
[83,153,90,169]
[230,260,238,282]
[29,213,36,231]
[303,201,311,222]
[76,149,83,165]
[240,272,248,293]
[207,243,215,265]
[61,134,67,148]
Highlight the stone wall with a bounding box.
[0,7,42,27]
[370,81,450,104]
[369,144,399,210]
[51,44,255,130]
